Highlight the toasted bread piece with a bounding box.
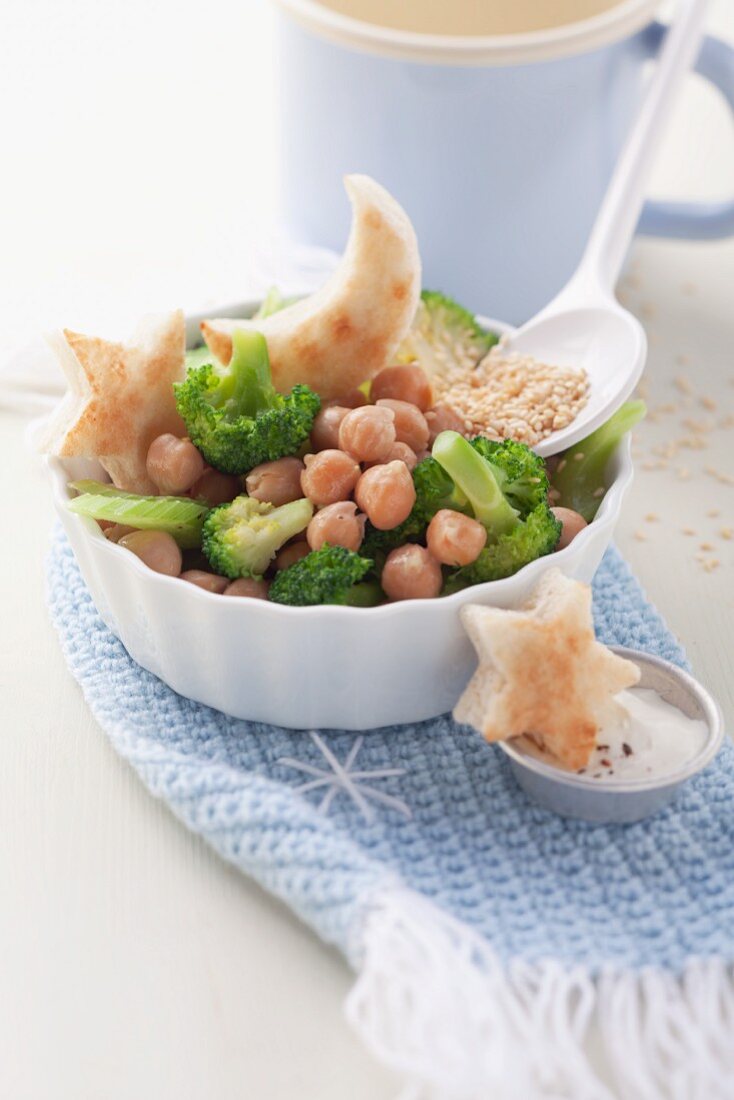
[43,311,186,493]
[201,175,421,400]
[454,569,640,771]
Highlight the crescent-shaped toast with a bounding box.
[42,311,187,493]
[201,174,421,400]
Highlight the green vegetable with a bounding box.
[68,484,208,549]
[253,286,298,320]
[269,545,373,606]
[362,432,559,587]
[202,495,313,579]
[397,289,498,376]
[552,400,647,521]
[431,431,561,589]
[343,580,384,608]
[432,432,519,536]
[174,328,321,475]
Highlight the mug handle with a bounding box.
[638,21,734,240]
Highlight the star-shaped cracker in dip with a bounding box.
[453,569,640,771]
[43,311,186,493]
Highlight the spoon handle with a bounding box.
[579,0,709,297]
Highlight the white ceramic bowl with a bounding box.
[48,302,635,730]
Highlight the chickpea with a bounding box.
[371,363,432,412]
[363,441,419,471]
[338,405,396,463]
[245,456,305,506]
[103,524,137,543]
[274,541,312,571]
[381,544,443,601]
[376,398,429,454]
[425,404,468,445]
[180,570,229,594]
[310,405,350,451]
[355,461,416,530]
[119,530,182,576]
[301,450,360,507]
[223,577,270,599]
[551,507,588,550]
[307,501,366,552]
[326,388,367,409]
[189,468,241,506]
[146,434,205,495]
[426,509,487,567]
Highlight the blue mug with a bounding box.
[275,0,734,322]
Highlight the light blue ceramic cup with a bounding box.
[275,0,734,322]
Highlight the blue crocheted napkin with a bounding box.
[48,529,734,1100]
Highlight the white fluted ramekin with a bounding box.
[48,303,635,730]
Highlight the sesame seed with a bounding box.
[675,376,693,395]
[707,509,721,518]
[431,349,589,447]
[645,513,659,523]
[592,487,605,498]
[721,528,733,541]
[700,542,715,552]
[634,530,647,541]
[682,527,696,536]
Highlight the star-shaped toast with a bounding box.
[453,569,640,771]
[43,311,187,493]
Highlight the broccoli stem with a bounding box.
[552,400,646,521]
[220,329,279,418]
[432,431,519,537]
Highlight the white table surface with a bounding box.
[1,2,733,1097]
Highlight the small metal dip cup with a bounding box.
[498,647,725,824]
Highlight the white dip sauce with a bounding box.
[520,687,709,781]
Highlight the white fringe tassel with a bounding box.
[345,885,734,1100]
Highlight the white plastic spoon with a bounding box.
[505,0,709,458]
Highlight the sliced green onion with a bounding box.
[68,489,208,549]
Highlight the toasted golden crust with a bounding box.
[201,175,421,400]
[43,311,186,493]
[453,569,640,771]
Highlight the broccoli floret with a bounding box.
[202,495,313,579]
[469,437,551,514]
[552,400,647,521]
[431,431,561,589]
[174,328,320,475]
[396,290,498,378]
[446,505,562,591]
[268,545,373,606]
[432,431,519,535]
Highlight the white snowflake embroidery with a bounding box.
[277,731,412,822]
